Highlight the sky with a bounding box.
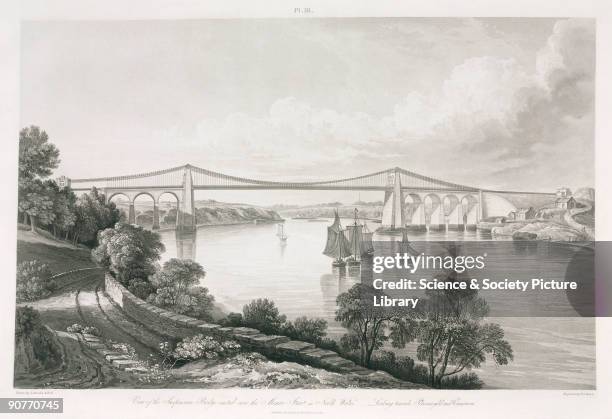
[20,18,595,205]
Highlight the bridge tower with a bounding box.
[381,167,406,230]
[177,165,196,232]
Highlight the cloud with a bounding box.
[186,19,593,189]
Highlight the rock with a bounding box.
[105,354,131,361]
[274,340,315,358]
[231,327,260,336]
[112,359,142,370]
[298,348,338,364]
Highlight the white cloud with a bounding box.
[184,19,593,189]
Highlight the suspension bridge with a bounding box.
[61,164,555,231]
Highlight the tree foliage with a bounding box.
[17,125,119,244]
[335,283,406,368]
[283,316,328,345]
[18,179,56,231]
[147,258,214,320]
[16,260,56,302]
[93,222,165,284]
[72,188,121,246]
[18,126,60,180]
[390,271,513,388]
[242,298,287,334]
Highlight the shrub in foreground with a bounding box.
[161,334,241,363]
[16,260,56,302]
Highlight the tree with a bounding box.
[147,259,214,320]
[17,126,60,230]
[93,222,165,284]
[242,298,287,334]
[72,188,121,246]
[52,185,77,239]
[18,126,60,180]
[335,284,404,368]
[390,271,513,388]
[18,179,56,231]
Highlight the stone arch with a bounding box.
[423,193,443,229]
[107,192,132,223]
[157,191,180,204]
[404,193,422,225]
[442,194,460,216]
[107,191,132,203]
[460,194,479,228]
[158,191,181,229]
[133,191,156,202]
[132,192,156,228]
[443,194,461,228]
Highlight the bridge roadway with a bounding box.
[62,165,556,232]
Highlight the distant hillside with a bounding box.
[279,204,382,219]
[115,201,282,228]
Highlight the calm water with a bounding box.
[158,218,595,389]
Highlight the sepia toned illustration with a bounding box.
[15,18,595,390]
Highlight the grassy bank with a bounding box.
[17,228,95,274]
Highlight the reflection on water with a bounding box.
[175,230,197,260]
[162,219,594,389]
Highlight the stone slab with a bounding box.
[250,335,291,348]
[112,359,141,369]
[86,342,106,350]
[98,349,119,356]
[198,323,222,333]
[275,340,315,357]
[105,354,131,361]
[299,348,339,363]
[231,327,260,335]
[320,356,355,370]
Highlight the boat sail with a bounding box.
[346,209,365,266]
[323,210,352,267]
[277,223,288,242]
[399,228,418,256]
[361,218,375,256]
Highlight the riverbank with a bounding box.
[116,200,283,230]
[156,218,283,232]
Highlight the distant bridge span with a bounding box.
[64,164,555,231]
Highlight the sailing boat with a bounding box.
[323,210,351,267]
[399,228,418,256]
[346,208,365,267]
[277,223,288,242]
[361,218,375,257]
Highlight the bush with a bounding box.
[220,312,243,327]
[242,298,286,334]
[16,260,56,302]
[127,278,156,300]
[148,285,214,321]
[147,259,213,320]
[441,372,484,389]
[318,338,340,352]
[15,306,43,339]
[92,223,164,284]
[283,317,328,345]
[171,335,241,361]
[15,307,62,371]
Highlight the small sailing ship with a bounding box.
[323,210,351,267]
[399,228,418,256]
[361,218,375,257]
[277,223,288,242]
[346,209,365,267]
